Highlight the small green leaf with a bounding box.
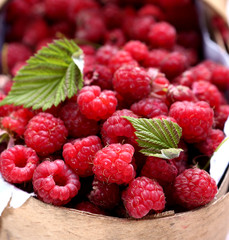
[0,38,84,111]
[123,117,183,159]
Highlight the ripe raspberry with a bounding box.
[96,45,118,66]
[194,129,225,157]
[211,64,229,91]
[2,42,32,73]
[130,97,168,118]
[151,75,170,97]
[75,201,105,215]
[101,109,138,145]
[166,84,197,104]
[77,86,117,121]
[123,40,149,63]
[84,64,113,90]
[33,160,81,206]
[2,108,34,136]
[141,157,178,186]
[143,49,168,68]
[59,101,99,138]
[173,168,217,209]
[113,66,151,102]
[122,176,166,219]
[79,45,96,56]
[35,37,53,52]
[138,4,165,21]
[214,104,229,130]
[108,50,138,73]
[0,145,39,183]
[44,0,68,20]
[63,136,102,177]
[148,22,176,50]
[173,70,196,87]
[93,143,136,185]
[24,112,68,156]
[0,93,19,117]
[22,17,49,47]
[88,177,120,209]
[169,101,214,143]
[104,29,126,48]
[192,81,222,109]
[160,52,189,79]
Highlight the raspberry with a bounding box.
[96,45,118,66]
[151,76,170,97]
[2,42,32,73]
[173,70,196,87]
[122,176,165,219]
[214,104,229,130]
[143,49,168,68]
[44,0,68,20]
[169,101,214,143]
[0,93,19,117]
[79,45,96,56]
[191,64,212,83]
[59,101,99,138]
[2,108,34,136]
[194,129,225,157]
[104,29,126,48]
[35,37,53,52]
[141,157,178,186]
[24,112,68,156]
[138,4,165,21]
[173,168,217,209]
[63,136,102,177]
[130,97,168,118]
[113,66,151,102]
[166,84,197,104]
[84,64,113,90]
[101,109,138,145]
[33,160,81,206]
[75,201,105,215]
[93,143,136,185]
[88,177,120,209]
[192,81,222,109]
[0,145,39,183]
[211,64,229,91]
[148,22,176,50]
[108,50,138,73]
[160,52,189,79]
[123,40,149,63]
[77,86,117,121]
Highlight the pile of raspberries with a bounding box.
[0,0,228,219]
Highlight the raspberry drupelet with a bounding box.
[93,143,136,185]
[0,145,39,183]
[24,112,68,156]
[122,176,166,219]
[63,136,103,177]
[33,159,81,206]
[173,168,217,209]
[77,85,117,121]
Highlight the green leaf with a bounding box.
[0,38,84,111]
[123,117,183,159]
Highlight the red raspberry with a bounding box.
[173,70,196,87]
[77,86,117,121]
[173,168,217,209]
[214,104,229,130]
[63,136,102,177]
[2,108,34,136]
[192,81,222,109]
[24,113,68,156]
[211,64,229,91]
[122,176,165,219]
[93,143,136,185]
[148,22,176,50]
[190,64,212,83]
[0,93,19,117]
[84,64,113,90]
[141,157,178,186]
[169,101,214,143]
[108,50,138,73]
[59,101,99,138]
[79,45,96,56]
[104,29,126,48]
[44,0,68,20]
[113,66,151,102]
[194,129,225,157]
[160,52,189,79]
[75,201,105,215]
[0,145,39,183]
[22,17,49,47]
[143,49,168,68]
[35,37,53,52]
[123,40,149,63]
[88,177,120,209]
[96,45,118,66]
[2,42,32,73]
[33,160,81,206]
[138,4,165,21]
[151,76,170,97]
[166,84,197,104]
[101,109,138,145]
[130,97,168,118]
